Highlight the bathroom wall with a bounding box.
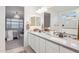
[24,6,40,47]
[0,6,5,52]
[24,6,30,47]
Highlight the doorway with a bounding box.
[5,6,24,50]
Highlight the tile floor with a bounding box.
[5,39,23,50]
[5,36,35,53]
[24,46,35,53]
[6,46,35,53]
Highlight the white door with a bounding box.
[39,38,46,53]
[46,40,59,53]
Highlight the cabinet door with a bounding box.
[29,34,34,49]
[28,33,31,45]
[60,46,75,53]
[31,34,36,50]
[29,34,40,53]
[46,40,59,53]
[34,36,40,53]
[39,38,46,53]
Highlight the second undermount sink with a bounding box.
[71,43,78,48]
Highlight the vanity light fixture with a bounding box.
[36,7,48,14]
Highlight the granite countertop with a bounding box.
[28,31,79,53]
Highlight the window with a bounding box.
[11,21,19,28]
[6,18,23,30]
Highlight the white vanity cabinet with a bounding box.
[29,34,33,48]
[28,33,40,53]
[39,37,46,53]
[29,33,46,53]
[28,32,76,53]
[29,34,35,50]
[34,35,40,53]
[60,46,75,53]
[28,33,31,45]
[46,40,59,53]
[31,35,36,51]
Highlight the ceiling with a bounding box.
[34,6,79,15]
[49,6,79,14]
[6,6,24,19]
[5,6,79,19]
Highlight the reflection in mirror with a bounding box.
[58,11,78,40]
[30,16,41,26]
[29,16,41,31]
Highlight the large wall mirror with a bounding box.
[57,10,79,40]
[30,16,41,26]
[29,16,41,31]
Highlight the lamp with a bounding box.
[14,12,20,19]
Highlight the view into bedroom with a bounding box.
[5,6,24,52]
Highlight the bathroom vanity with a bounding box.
[27,7,79,53]
[27,31,79,53]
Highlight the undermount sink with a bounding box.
[71,43,78,48]
[37,31,79,48]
